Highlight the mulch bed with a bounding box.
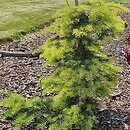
[0,4,130,130]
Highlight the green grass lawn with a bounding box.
[0,0,130,42]
[108,0,130,3]
[0,0,67,42]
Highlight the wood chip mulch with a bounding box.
[0,4,130,130]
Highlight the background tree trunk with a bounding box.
[75,0,78,6]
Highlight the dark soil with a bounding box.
[0,5,130,130]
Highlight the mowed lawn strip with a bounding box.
[0,0,129,42]
[0,0,66,42]
[110,0,130,3]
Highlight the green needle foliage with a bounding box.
[0,0,129,130]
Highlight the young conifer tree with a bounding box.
[0,0,129,130]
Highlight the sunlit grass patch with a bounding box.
[0,0,66,42]
[0,0,129,42]
[108,0,130,3]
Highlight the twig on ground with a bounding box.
[0,51,41,58]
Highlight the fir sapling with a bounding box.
[0,0,129,130]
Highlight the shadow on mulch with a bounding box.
[93,109,130,130]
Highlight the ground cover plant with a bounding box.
[0,0,129,130]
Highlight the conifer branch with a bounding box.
[65,0,70,6]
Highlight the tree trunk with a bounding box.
[75,0,78,6]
